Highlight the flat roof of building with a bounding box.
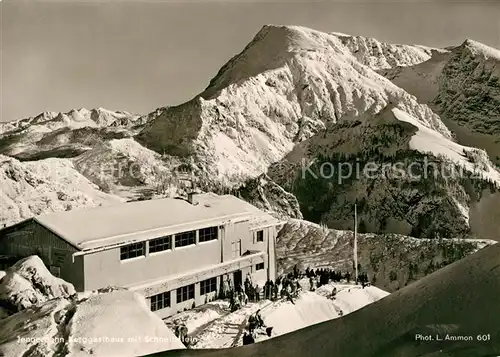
[31,193,278,251]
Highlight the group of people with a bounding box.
[357,272,370,288]
[172,265,371,348]
[227,272,304,312]
[303,265,370,291]
[305,267,352,290]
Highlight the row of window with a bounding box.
[149,262,265,312]
[150,277,217,311]
[120,226,219,260]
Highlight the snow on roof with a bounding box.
[34,193,277,251]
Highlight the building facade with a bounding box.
[0,193,281,318]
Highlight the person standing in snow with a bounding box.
[254,284,261,301]
[268,280,274,300]
[309,276,315,291]
[290,280,297,296]
[295,280,302,294]
[230,294,240,312]
[272,283,279,301]
[248,315,256,333]
[174,321,188,346]
[285,284,295,304]
[246,272,253,286]
[360,272,370,288]
[255,309,265,328]
[235,284,245,305]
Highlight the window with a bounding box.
[256,263,265,271]
[175,231,196,248]
[177,284,195,303]
[231,240,241,259]
[120,242,145,260]
[149,236,171,253]
[256,230,264,242]
[199,226,218,243]
[150,292,171,311]
[200,277,217,295]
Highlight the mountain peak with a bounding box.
[459,38,500,60]
[201,25,313,99]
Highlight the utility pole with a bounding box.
[354,203,358,284]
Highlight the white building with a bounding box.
[0,193,281,318]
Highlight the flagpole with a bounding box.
[354,203,358,284]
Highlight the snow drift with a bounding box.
[0,256,75,313]
[0,257,185,357]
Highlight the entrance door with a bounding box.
[233,270,242,289]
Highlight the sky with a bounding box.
[1,0,499,122]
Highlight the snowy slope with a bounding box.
[164,282,388,349]
[147,242,500,357]
[258,284,388,339]
[392,108,500,183]
[73,138,178,199]
[0,154,123,227]
[67,289,185,356]
[382,39,500,165]
[266,103,499,239]
[276,219,496,292]
[0,291,185,357]
[236,173,303,220]
[333,32,439,70]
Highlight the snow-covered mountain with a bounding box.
[2,23,500,357]
[381,39,500,166]
[137,25,451,183]
[266,104,499,239]
[0,108,154,161]
[1,24,499,241]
